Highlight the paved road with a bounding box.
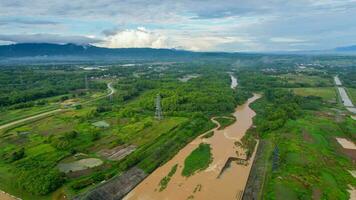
[334,75,356,114]
[0,82,115,131]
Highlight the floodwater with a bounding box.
[124,94,261,200]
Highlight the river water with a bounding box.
[124,94,261,200]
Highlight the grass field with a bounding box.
[0,91,106,126]
[182,143,212,177]
[291,87,337,101]
[278,73,333,87]
[0,105,59,126]
[346,88,356,104]
[253,107,356,199]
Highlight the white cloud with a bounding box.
[99,27,169,48]
[270,37,307,43]
[175,35,255,51]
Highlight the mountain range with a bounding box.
[0,43,355,59]
[0,43,233,59]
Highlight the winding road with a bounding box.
[0,82,115,131]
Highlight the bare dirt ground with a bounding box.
[341,149,356,162]
[0,191,19,200]
[348,186,356,200]
[312,188,322,200]
[98,145,136,161]
[303,130,314,143]
[58,158,103,173]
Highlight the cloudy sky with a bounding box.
[1,0,356,52]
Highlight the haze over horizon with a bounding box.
[1,0,356,52]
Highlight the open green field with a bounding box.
[264,115,355,200]
[250,93,356,200]
[346,88,356,104]
[277,73,333,87]
[182,143,212,177]
[291,87,337,101]
[0,90,106,126]
[0,104,59,125]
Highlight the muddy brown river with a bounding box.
[124,94,261,200]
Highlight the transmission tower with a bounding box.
[155,94,163,120]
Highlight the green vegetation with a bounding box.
[0,62,245,199]
[277,73,333,87]
[1,55,355,200]
[347,87,356,104]
[291,87,337,102]
[236,129,257,160]
[0,68,106,107]
[158,164,178,191]
[241,68,356,199]
[202,131,214,139]
[182,143,212,177]
[215,116,236,130]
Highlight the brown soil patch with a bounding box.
[302,130,313,143]
[312,188,322,200]
[341,149,356,163]
[0,191,18,200]
[98,145,136,161]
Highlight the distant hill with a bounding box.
[334,45,356,52]
[0,43,237,61]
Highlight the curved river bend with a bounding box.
[124,94,261,200]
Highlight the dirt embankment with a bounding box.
[0,191,20,200]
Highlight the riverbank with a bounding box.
[0,190,20,200]
[124,94,261,200]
